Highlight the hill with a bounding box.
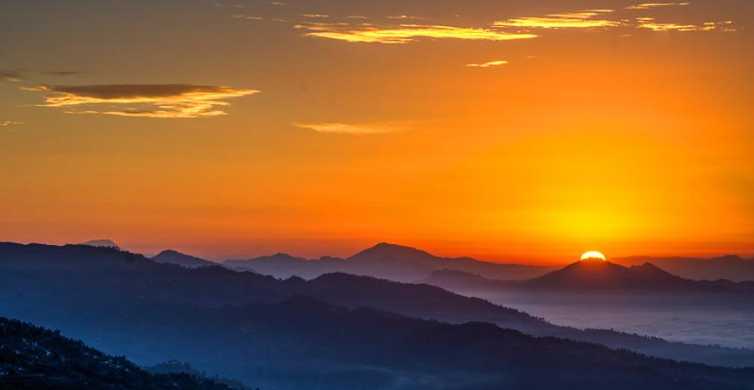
[0,316,236,390]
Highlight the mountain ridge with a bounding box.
[615,255,754,282]
[424,260,754,293]
[224,242,553,282]
[2,241,754,369]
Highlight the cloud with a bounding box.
[302,14,329,19]
[494,9,620,29]
[1,71,23,83]
[387,15,424,21]
[2,69,82,83]
[233,14,264,21]
[28,84,258,119]
[298,23,537,44]
[637,18,734,32]
[42,71,80,77]
[0,120,23,127]
[295,122,407,135]
[466,60,508,68]
[626,2,689,10]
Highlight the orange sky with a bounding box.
[0,0,752,263]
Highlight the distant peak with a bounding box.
[356,242,430,256]
[373,242,415,250]
[318,255,344,261]
[716,254,743,261]
[259,252,303,261]
[152,249,214,267]
[630,262,671,274]
[156,249,182,256]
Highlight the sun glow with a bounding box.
[580,251,607,261]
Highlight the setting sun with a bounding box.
[580,251,607,261]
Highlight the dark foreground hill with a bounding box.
[0,316,236,390]
[2,242,754,372]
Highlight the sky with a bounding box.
[1,0,752,263]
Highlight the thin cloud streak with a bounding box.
[28,84,258,119]
[233,14,264,21]
[466,60,508,68]
[1,71,23,83]
[0,120,23,127]
[494,9,619,29]
[626,2,690,10]
[298,23,538,44]
[637,18,734,32]
[295,122,407,135]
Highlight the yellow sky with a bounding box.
[0,0,752,263]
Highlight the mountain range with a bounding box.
[615,255,754,282]
[2,241,754,382]
[222,242,552,281]
[424,260,754,294]
[149,242,754,285]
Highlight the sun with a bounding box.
[580,250,607,261]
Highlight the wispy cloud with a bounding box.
[466,60,508,68]
[295,122,407,135]
[2,69,81,82]
[232,14,264,21]
[494,9,619,29]
[387,15,424,21]
[298,23,537,44]
[42,71,80,77]
[28,84,258,119]
[1,71,23,83]
[637,18,734,32]
[0,120,23,127]
[626,2,690,10]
